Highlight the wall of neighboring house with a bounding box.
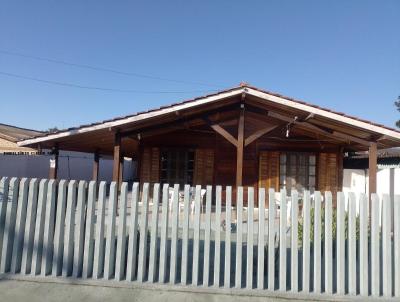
[0,150,135,182]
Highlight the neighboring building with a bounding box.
[0,123,124,182]
[18,84,400,202]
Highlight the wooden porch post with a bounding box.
[119,155,124,185]
[92,151,100,181]
[112,132,121,184]
[49,145,59,179]
[236,105,245,187]
[368,142,377,196]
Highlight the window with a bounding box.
[160,149,195,186]
[279,152,316,193]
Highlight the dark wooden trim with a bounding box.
[369,142,377,195]
[92,151,100,181]
[112,132,121,183]
[236,107,245,186]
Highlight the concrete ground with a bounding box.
[0,276,392,302]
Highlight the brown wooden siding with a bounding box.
[193,149,214,186]
[140,147,160,183]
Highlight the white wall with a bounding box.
[0,150,136,182]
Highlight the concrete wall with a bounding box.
[0,150,136,182]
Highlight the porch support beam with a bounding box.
[112,132,121,184]
[244,125,278,147]
[203,117,238,147]
[332,131,371,146]
[236,106,245,186]
[369,142,377,195]
[92,151,100,181]
[48,145,59,179]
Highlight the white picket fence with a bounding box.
[0,177,400,299]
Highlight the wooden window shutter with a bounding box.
[258,151,280,191]
[140,147,160,183]
[318,152,338,194]
[193,149,214,186]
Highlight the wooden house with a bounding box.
[18,84,400,201]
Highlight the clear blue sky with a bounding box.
[0,1,399,131]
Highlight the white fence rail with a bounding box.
[0,177,400,299]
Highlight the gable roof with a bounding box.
[18,84,400,149]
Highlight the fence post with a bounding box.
[394,195,400,298]
[41,179,57,276]
[180,185,190,285]
[348,192,357,295]
[82,181,97,279]
[148,183,160,283]
[192,185,202,286]
[371,194,380,297]
[246,187,254,290]
[10,178,29,274]
[203,186,212,286]
[291,190,299,292]
[214,186,222,287]
[73,181,87,278]
[20,178,38,275]
[115,182,128,281]
[224,186,232,289]
[31,179,48,276]
[93,182,107,279]
[382,194,392,297]
[63,180,77,277]
[336,192,345,295]
[159,184,170,283]
[302,191,310,292]
[268,188,276,291]
[235,186,244,289]
[169,184,180,284]
[313,191,322,293]
[137,183,150,282]
[0,177,10,270]
[279,188,287,291]
[126,183,140,281]
[52,180,67,277]
[104,182,117,280]
[324,191,333,294]
[359,193,369,296]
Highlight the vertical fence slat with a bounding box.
[348,192,357,295]
[235,186,243,289]
[126,183,139,281]
[82,181,97,278]
[214,185,222,287]
[324,191,333,294]
[246,187,254,290]
[93,182,106,279]
[382,194,392,297]
[31,179,48,276]
[137,183,150,282]
[224,186,232,289]
[268,188,276,291]
[104,182,117,280]
[21,178,38,275]
[73,181,87,278]
[115,182,128,281]
[158,184,170,283]
[63,180,77,277]
[291,190,299,292]
[169,184,180,284]
[180,185,190,285]
[0,178,19,273]
[371,193,380,297]
[257,188,266,290]
[394,195,400,298]
[336,192,345,295]
[313,191,322,293]
[52,180,67,276]
[0,177,10,269]
[148,183,160,283]
[359,193,368,296]
[192,185,201,286]
[41,179,56,276]
[302,191,310,293]
[203,186,212,287]
[10,178,29,274]
[279,188,287,291]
